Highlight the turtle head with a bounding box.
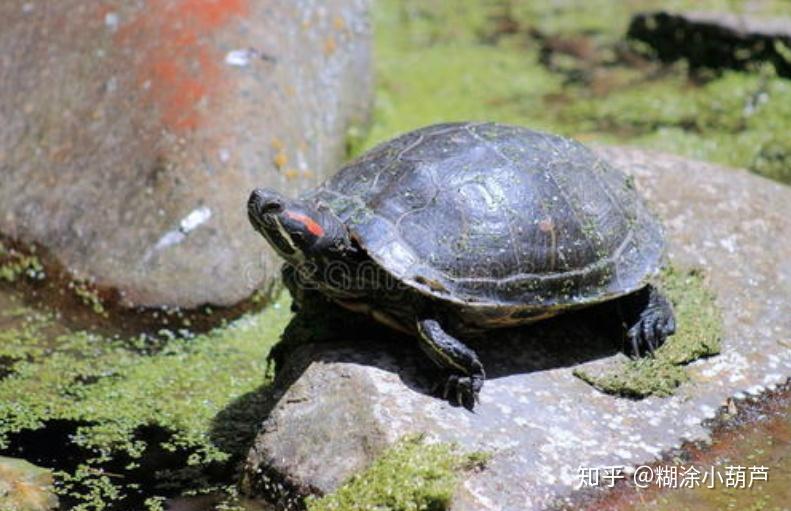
[247,188,353,262]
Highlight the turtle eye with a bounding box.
[261,201,284,214]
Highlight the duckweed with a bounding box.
[0,296,292,508]
[362,0,791,184]
[0,242,45,283]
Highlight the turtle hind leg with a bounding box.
[416,318,485,411]
[617,284,676,357]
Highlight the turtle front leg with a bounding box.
[619,284,676,357]
[416,318,485,410]
[282,263,305,312]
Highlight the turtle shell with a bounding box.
[307,122,665,310]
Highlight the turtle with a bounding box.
[247,122,676,409]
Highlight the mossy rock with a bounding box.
[574,265,722,398]
[0,456,58,511]
[751,136,791,183]
[307,436,488,511]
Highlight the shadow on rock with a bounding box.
[264,297,624,408]
[209,382,277,467]
[232,299,625,508]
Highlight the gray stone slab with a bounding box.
[243,147,791,510]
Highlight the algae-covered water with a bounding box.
[0,243,292,509]
[362,0,791,184]
[2,0,791,509]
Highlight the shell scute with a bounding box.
[308,122,664,309]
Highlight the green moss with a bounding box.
[750,136,791,183]
[0,244,45,283]
[566,68,776,130]
[566,69,791,182]
[70,280,108,317]
[561,73,697,133]
[369,0,791,184]
[361,0,563,155]
[0,295,293,508]
[574,265,722,397]
[306,435,488,511]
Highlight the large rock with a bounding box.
[0,456,58,511]
[628,11,791,77]
[0,0,372,308]
[242,147,791,510]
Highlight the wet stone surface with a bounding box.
[0,0,372,309]
[0,456,58,511]
[241,146,791,510]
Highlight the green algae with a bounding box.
[567,68,791,182]
[750,135,791,184]
[0,294,292,509]
[306,435,488,511]
[574,266,722,398]
[0,242,45,283]
[366,0,791,184]
[362,0,563,153]
[69,280,108,317]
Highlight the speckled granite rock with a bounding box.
[0,0,372,308]
[242,147,791,510]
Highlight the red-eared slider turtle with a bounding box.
[248,122,675,409]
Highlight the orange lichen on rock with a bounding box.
[324,36,338,56]
[273,151,288,169]
[271,138,288,169]
[114,0,249,132]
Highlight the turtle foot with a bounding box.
[416,318,485,411]
[625,285,676,357]
[432,373,483,411]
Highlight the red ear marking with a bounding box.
[285,211,325,237]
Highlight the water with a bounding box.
[574,387,791,511]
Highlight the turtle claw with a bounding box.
[437,373,482,411]
[625,286,676,358]
[627,316,661,357]
[416,318,485,410]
